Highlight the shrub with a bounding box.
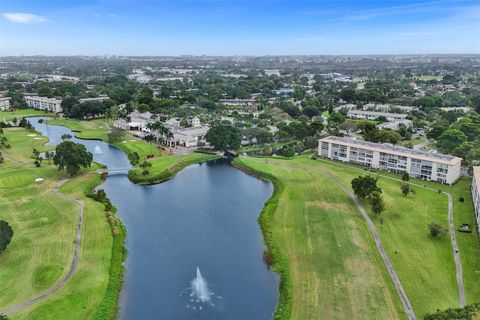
[459,197,465,202]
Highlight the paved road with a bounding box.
[413,139,431,150]
[446,192,467,306]
[1,179,84,315]
[317,159,466,308]
[318,168,417,320]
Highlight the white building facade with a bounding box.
[347,110,408,122]
[472,167,480,233]
[25,96,62,113]
[0,97,11,110]
[318,136,462,184]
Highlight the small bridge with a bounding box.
[96,168,131,175]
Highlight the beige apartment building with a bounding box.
[25,96,62,113]
[318,136,462,184]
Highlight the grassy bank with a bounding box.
[234,156,403,320]
[232,161,292,319]
[128,153,220,184]
[45,117,165,159]
[0,109,54,122]
[0,127,116,319]
[234,154,480,319]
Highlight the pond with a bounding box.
[29,117,279,320]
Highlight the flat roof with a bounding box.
[320,136,462,165]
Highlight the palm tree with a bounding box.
[263,146,272,163]
[144,134,155,157]
[146,121,173,146]
[61,134,72,141]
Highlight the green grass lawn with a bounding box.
[0,109,54,122]
[0,127,113,319]
[129,153,220,184]
[46,117,164,159]
[235,156,404,320]
[235,155,480,319]
[238,140,297,152]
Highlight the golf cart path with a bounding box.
[317,159,466,307]
[318,167,417,320]
[1,179,84,315]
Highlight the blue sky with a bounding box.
[1,0,479,55]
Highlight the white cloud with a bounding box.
[3,13,47,24]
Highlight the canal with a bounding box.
[30,117,279,320]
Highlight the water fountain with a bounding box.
[191,267,211,303]
[185,267,217,310]
[94,145,103,155]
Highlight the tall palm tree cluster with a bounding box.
[144,121,174,156]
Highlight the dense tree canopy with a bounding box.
[205,125,242,150]
[351,175,382,200]
[53,141,93,176]
[0,220,14,253]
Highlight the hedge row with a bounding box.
[423,303,480,320]
[232,160,292,320]
[83,174,127,320]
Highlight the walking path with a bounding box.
[413,139,431,151]
[318,167,417,320]
[1,179,84,315]
[317,159,466,307]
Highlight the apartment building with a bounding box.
[347,110,408,122]
[25,96,62,113]
[472,167,480,233]
[0,97,11,110]
[318,136,462,184]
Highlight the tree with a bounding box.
[294,141,305,154]
[305,136,319,150]
[0,136,10,149]
[140,160,152,175]
[144,134,156,156]
[0,220,14,253]
[401,183,413,197]
[45,150,54,164]
[437,129,466,152]
[205,125,242,150]
[108,127,126,143]
[428,221,447,238]
[351,175,381,200]
[61,133,72,141]
[53,141,93,176]
[263,146,272,163]
[281,146,295,157]
[369,191,385,215]
[128,151,140,166]
[401,172,410,182]
[0,313,9,320]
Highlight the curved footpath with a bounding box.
[318,159,466,308]
[318,167,417,320]
[1,179,84,315]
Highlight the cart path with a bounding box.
[316,159,466,307]
[319,168,417,320]
[1,179,84,315]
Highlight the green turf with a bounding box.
[235,156,404,319]
[235,155,480,318]
[0,109,54,122]
[47,117,164,159]
[0,127,113,319]
[129,153,220,184]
